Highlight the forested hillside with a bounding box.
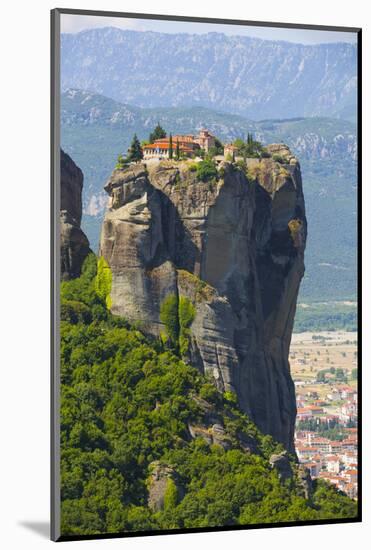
[60,255,357,536]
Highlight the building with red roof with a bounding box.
[142,129,216,160]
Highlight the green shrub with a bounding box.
[160,294,179,349]
[199,383,220,404]
[196,159,218,182]
[223,391,238,405]
[115,153,129,169]
[187,162,198,172]
[163,478,179,510]
[160,294,195,355]
[236,159,247,171]
[95,257,112,310]
[178,296,196,355]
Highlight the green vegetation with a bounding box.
[126,134,143,162]
[316,367,347,383]
[196,158,218,182]
[178,296,196,356]
[159,294,179,349]
[236,159,247,171]
[233,133,267,159]
[187,162,198,172]
[149,122,167,143]
[208,137,224,158]
[60,255,357,536]
[294,302,357,333]
[163,478,179,511]
[60,253,109,325]
[169,133,173,160]
[159,293,196,356]
[95,256,112,310]
[297,419,356,437]
[115,153,129,170]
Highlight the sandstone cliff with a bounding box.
[60,149,90,280]
[99,145,306,452]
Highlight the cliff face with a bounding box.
[60,149,90,280]
[99,145,306,452]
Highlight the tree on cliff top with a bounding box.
[233,134,265,159]
[127,134,143,162]
[149,122,166,143]
[169,133,173,159]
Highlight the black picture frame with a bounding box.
[51,8,362,542]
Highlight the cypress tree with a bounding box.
[175,139,180,160]
[169,133,173,159]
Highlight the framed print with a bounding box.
[51,8,361,541]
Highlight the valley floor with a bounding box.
[290,331,358,499]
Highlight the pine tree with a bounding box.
[127,134,143,162]
[149,122,166,143]
[169,133,173,159]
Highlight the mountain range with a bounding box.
[61,28,357,121]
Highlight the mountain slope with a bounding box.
[61,28,357,121]
[60,253,358,536]
[61,90,357,303]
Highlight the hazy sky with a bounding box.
[61,14,357,45]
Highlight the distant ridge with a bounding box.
[61,28,357,121]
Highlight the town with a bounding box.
[290,331,358,499]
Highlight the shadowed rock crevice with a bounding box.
[99,146,306,451]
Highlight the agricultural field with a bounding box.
[290,331,358,398]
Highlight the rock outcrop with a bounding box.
[60,149,90,280]
[297,464,313,499]
[147,461,183,512]
[269,451,293,481]
[99,144,306,452]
